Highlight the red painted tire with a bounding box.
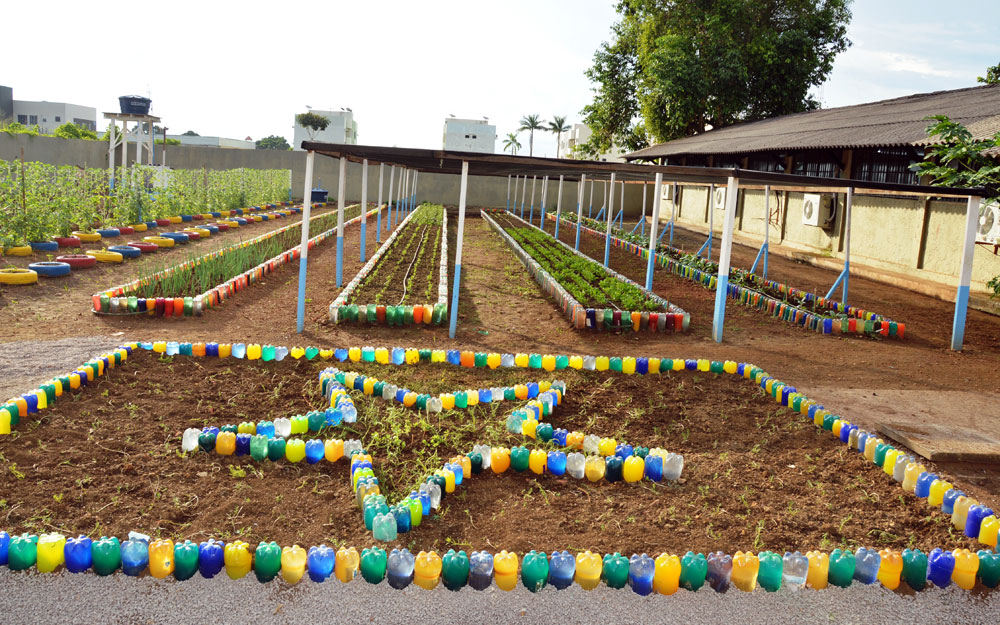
[209,222,229,232]
[127,241,158,252]
[155,218,171,226]
[56,254,98,269]
[118,226,135,235]
[55,237,82,248]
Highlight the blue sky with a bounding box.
[4,1,999,155]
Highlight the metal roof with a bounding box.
[625,84,1000,161]
[301,141,984,198]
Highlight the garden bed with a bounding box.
[485,211,689,333]
[330,203,449,326]
[92,204,366,317]
[551,212,904,338]
[1,343,996,593]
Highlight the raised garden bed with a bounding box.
[1,341,996,594]
[485,211,689,334]
[92,204,366,317]
[330,203,449,326]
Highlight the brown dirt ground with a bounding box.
[350,214,443,307]
[0,351,980,556]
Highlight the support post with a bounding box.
[336,157,347,287]
[529,175,537,224]
[576,174,586,250]
[520,173,527,218]
[554,175,564,239]
[712,176,740,343]
[708,184,715,260]
[588,178,594,218]
[511,175,519,213]
[604,173,616,267]
[107,121,116,189]
[646,173,662,290]
[449,161,469,339]
[360,159,368,262]
[669,182,676,246]
[411,170,418,214]
[376,163,384,242]
[387,165,395,231]
[952,195,982,351]
[506,174,511,212]
[539,175,548,228]
[295,150,316,333]
[619,180,625,228]
[751,185,770,277]
[824,187,853,302]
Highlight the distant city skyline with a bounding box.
[6,0,999,156]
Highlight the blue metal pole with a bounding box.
[952,196,981,350]
[554,175,563,239]
[604,174,615,267]
[295,151,315,334]
[712,177,738,343]
[750,242,767,274]
[528,176,536,225]
[657,223,669,245]
[335,157,346,288]
[360,159,368,262]
[376,163,384,243]
[448,162,470,339]
[575,175,585,250]
[645,173,662,291]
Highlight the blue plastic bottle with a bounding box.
[469,551,494,590]
[927,548,955,588]
[853,548,880,584]
[942,489,965,515]
[307,545,335,582]
[644,455,663,482]
[64,535,93,573]
[198,539,225,578]
[0,530,9,566]
[707,551,733,593]
[121,534,150,576]
[388,548,415,589]
[305,439,325,464]
[628,553,655,596]
[914,472,937,498]
[547,451,567,477]
[549,550,575,590]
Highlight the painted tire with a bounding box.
[180,215,193,222]
[56,254,97,269]
[155,219,171,227]
[143,236,175,248]
[203,225,219,234]
[127,241,158,252]
[209,222,229,232]
[130,223,149,232]
[108,245,141,259]
[144,221,157,229]
[235,218,248,225]
[3,246,33,256]
[28,261,72,277]
[192,214,205,220]
[96,228,121,238]
[118,226,135,235]
[186,227,210,237]
[30,241,59,252]
[86,250,124,263]
[181,230,201,241]
[55,237,81,248]
[162,232,190,244]
[168,216,183,224]
[72,231,102,242]
[0,267,38,285]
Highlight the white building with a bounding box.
[292,109,357,150]
[12,99,97,134]
[442,118,495,153]
[558,123,627,162]
[167,135,255,149]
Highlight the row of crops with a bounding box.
[0,160,289,247]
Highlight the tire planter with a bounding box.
[204,225,220,234]
[73,231,102,243]
[144,221,157,229]
[108,245,142,259]
[211,212,222,218]
[181,230,201,241]
[96,228,121,238]
[0,267,38,285]
[55,237,82,248]
[169,216,183,224]
[57,254,98,269]
[155,219,172,227]
[28,261,72,277]
[235,218,249,225]
[181,215,193,222]
[144,236,175,248]
[131,223,149,233]
[30,241,59,252]
[3,246,32,256]
[210,222,229,232]
[162,233,190,244]
[127,241,158,252]
[86,249,124,263]
[186,227,211,238]
[118,226,135,235]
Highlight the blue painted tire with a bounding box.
[96,228,121,238]
[29,241,59,252]
[109,245,142,259]
[204,225,219,234]
[162,232,190,244]
[180,214,193,222]
[235,218,248,225]
[235,209,245,215]
[28,261,72,277]
[144,221,158,229]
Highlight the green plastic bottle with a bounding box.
[902,548,928,590]
[267,438,286,461]
[536,423,554,442]
[174,540,200,581]
[91,536,121,576]
[828,549,855,588]
[468,451,483,474]
[254,541,282,582]
[528,353,542,369]
[679,552,707,591]
[521,550,549,592]
[250,435,269,461]
[757,551,783,592]
[977,550,1000,588]
[360,547,387,584]
[8,533,38,571]
[511,446,530,471]
[609,357,623,372]
[602,552,629,589]
[442,549,470,591]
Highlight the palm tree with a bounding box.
[502,132,522,155]
[548,116,570,158]
[519,114,545,156]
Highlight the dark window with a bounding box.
[42,118,47,123]
[714,157,741,169]
[792,152,840,178]
[72,118,96,131]
[28,115,37,125]
[17,114,27,124]
[748,155,786,172]
[852,147,920,185]
[55,116,60,122]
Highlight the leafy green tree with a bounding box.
[978,62,1000,85]
[181,130,200,136]
[256,135,291,150]
[580,0,852,157]
[912,115,999,200]
[502,132,522,155]
[548,116,571,157]
[296,112,331,141]
[519,114,545,156]
[53,122,99,140]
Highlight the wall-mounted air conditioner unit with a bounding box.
[978,201,1000,244]
[802,193,833,227]
[713,186,727,210]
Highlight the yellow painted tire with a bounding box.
[222,220,240,228]
[130,223,148,233]
[168,216,183,224]
[220,211,231,217]
[251,215,263,222]
[72,231,103,243]
[185,227,210,237]
[143,236,175,248]
[2,246,32,257]
[86,249,124,263]
[0,267,38,285]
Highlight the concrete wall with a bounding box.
[660,184,1000,298]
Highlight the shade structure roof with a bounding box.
[301,141,985,199]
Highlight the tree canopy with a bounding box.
[978,62,1000,86]
[579,0,853,157]
[256,135,291,150]
[296,112,330,141]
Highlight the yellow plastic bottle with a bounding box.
[438,468,456,493]
[623,456,644,483]
[405,349,420,365]
[431,349,446,363]
[281,545,307,584]
[595,356,609,371]
[375,347,389,364]
[335,547,360,583]
[218,343,232,358]
[514,384,528,400]
[285,439,306,463]
[149,539,175,579]
[529,449,547,475]
[522,419,538,439]
[566,432,585,449]
[928,480,953,507]
[486,353,501,369]
[575,551,602,590]
[696,359,710,372]
[877,549,903,590]
[622,357,636,374]
[152,341,167,353]
[491,447,511,473]
[672,358,684,372]
[902,462,926,492]
[494,550,519,591]
[247,344,262,360]
[585,456,606,482]
[569,355,583,370]
[36,533,66,573]
[440,393,455,410]
[653,553,681,595]
[225,541,252,579]
[348,347,361,362]
[598,438,617,457]
[514,353,529,368]
[542,354,556,372]
[979,515,999,548]
[882,449,899,474]
[723,361,738,374]
[325,439,344,462]
[732,551,759,592]
[806,551,829,590]
[648,357,661,373]
[951,549,979,590]
[952,496,979,531]
[414,551,443,590]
